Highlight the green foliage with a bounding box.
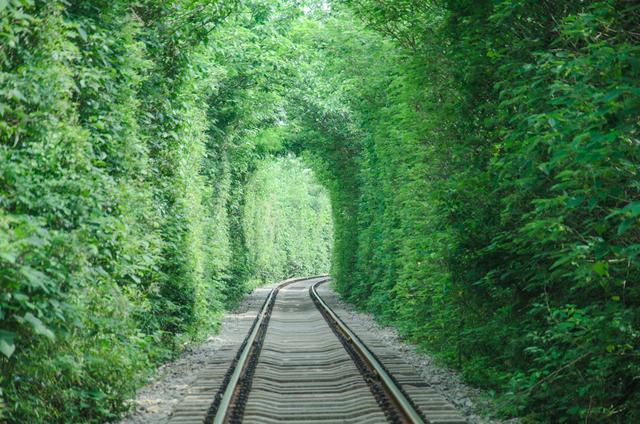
[0,0,239,421]
[2,0,638,422]
[330,0,640,421]
[0,1,330,421]
[243,156,332,284]
[475,2,640,419]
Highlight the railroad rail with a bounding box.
[169,276,466,424]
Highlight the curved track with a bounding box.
[169,276,466,424]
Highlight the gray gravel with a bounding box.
[320,282,513,424]
[118,282,512,423]
[117,289,270,424]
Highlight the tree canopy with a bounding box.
[1,0,638,422]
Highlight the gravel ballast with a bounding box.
[318,282,509,424]
[117,287,271,424]
[119,281,506,423]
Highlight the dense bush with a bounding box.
[263,1,640,421]
[243,156,332,284]
[2,0,638,422]
[0,1,333,421]
[0,1,240,421]
[320,0,640,421]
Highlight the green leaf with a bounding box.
[618,218,635,236]
[550,254,572,270]
[8,88,26,102]
[78,26,88,42]
[13,293,29,302]
[0,251,17,264]
[0,331,15,358]
[0,339,14,358]
[566,196,585,208]
[608,202,640,220]
[622,201,640,217]
[24,313,55,341]
[19,266,47,288]
[593,262,608,276]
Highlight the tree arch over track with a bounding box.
[1,0,638,422]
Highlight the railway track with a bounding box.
[169,276,466,424]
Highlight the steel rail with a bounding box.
[310,279,426,424]
[210,275,328,424]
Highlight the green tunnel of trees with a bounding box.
[1,0,638,422]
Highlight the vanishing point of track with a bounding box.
[169,276,466,424]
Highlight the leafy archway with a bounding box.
[1,0,638,422]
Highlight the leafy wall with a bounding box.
[243,156,332,284]
[308,1,640,421]
[2,0,639,422]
